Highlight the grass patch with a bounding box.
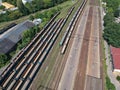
[55,0,76,20]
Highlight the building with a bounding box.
[33,18,42,25]
[0,20,35,54]
[2,2,15,9]
[110,46,120,73]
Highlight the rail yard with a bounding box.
[0,0,103,90]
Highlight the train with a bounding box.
[0,12,60,90]
[59,7,75,46]
[0,0,88,89]
[61,0,87,54]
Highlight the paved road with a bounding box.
[58,6,89,90]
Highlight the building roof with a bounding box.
[0,20,35,54]
[2,2,15,9]
[0,38,15,54]
[111,46,120,70]
[33,18,42,25]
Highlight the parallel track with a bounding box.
[0,0,101,90]
[34,6,76,90]
[61,0,87,54]
[43,0,88,90]
[0,13,66,90]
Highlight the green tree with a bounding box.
[8,10,23,20]
[36,0,44,10]
[25,2,34,13]
[106,76,116,90]
[17,0,30,15]
[0,54,8,66]
[0,6,5,9]
[103,22,120,47]
[116,76,120,81]
[103,13,114,26]
[29,15,34,20]
[43,0,52,8]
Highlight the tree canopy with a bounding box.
[103,23,120,47]
[17,0,30,15]
[0,54,8,68]
[103,0,120,47]
[2,0,17,6]
[17,0,68,15]
[0,0,67,23]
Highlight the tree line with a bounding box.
[2,0,17,6]
[0,0,67,23]
[103,0,120,47]
[17,0,68,15]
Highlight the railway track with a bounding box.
[8,21,60,90]
[60,0,87,54]
[1,20,58,89]
[51,0,90,90]
[1,21,57,89]
[14,19,64,90]
[84,5,103,90]
[29,6,75,90]
[24,0,89,89]
[30,0,102,90]
[73,6,93,90]
[73,0,103,89]
[0,0,102,90]
[0,12,65,90]
[43,0,88,90]
[0,12,60,81]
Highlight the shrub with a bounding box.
[29,15,34,20]
[0,5,5,9]
[106,76,116,90]
[116,76,120,81]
